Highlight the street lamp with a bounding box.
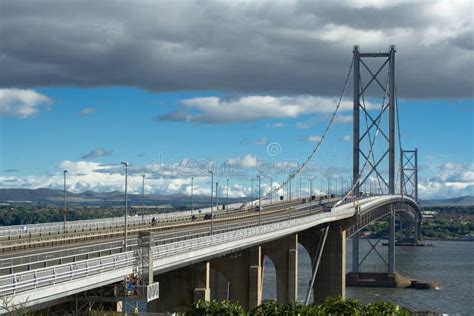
[208,171,214,234]
[270,177,273,204]
[191,177,194,217]
[121,161,129,251]
[216,182,219,210]
[288,174,291,201]
[327,178,330,197]
[299,178,302,199]
[141,175,145,225]
[226,178,229,209]
[308,178,313,212]
[257,175,262,225]
[251,178,254,202]
[63,170,68,233]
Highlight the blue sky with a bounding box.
[1,87,472,199]
[0,1,473,199]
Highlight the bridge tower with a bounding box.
[401,148,421,241]
[352,45,397,274]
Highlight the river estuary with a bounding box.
[262,240,474,315]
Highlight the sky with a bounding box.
[0,0,473,199]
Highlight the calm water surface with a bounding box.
[262,240,473,315]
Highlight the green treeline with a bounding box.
[187,297,411,315]
[0,205,180,226]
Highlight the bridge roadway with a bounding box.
[0,195,419,313]
[0,198,333,275]
[0,198,308,254]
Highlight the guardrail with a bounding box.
[0,198,309,246]
[0,204,352,298]
[0,198,300,239]
[0,201,327,273]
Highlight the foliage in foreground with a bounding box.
[187,296,411,315]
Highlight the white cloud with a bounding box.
[335,114,353,124]
[226,155,258,169]
[241,137,269,145]
[80,107,96,116]
[342,135,352,142]
[419,162,474,198]
[305,135,322,143]
[265,122,285,128]
[80,148,113,160]
[0,89,51,118]
[155,95,354,124]
[0,160,255,198]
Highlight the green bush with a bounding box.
[364,301,411,316]
[187,299,246,316]
[321,296,362,315]
[251,300,280,316]
[189,297,412,316]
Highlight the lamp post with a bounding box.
[327,178,330,196]
[251,178,254,202]
[208,171,214,234]
[309,178,313,212]
[288,174,291,201]
[270,177,273,204]
[121,162,129,251]
[141,175,145,225]
[226,178,229,208]
[299,178,302,199]
[191,177,194,217]
[257,175,262,225]
[216,182,219,210]
[63,170,67,233]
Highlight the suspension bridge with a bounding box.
[0,46,422,314]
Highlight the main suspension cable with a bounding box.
[244,58,354,206]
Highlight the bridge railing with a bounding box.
[0,200,322,272]
[0,198,304,241]
[0,204,351,297]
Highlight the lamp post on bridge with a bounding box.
[288,174,291,201]
[251,178,254,202]
[327,178,330,196]
[191,177,194,217]
[63,170,68,233]
[308,178,313,213]
[226,178,229,208]
[208,171,214,234]
[299,178,302,199]
[257,175,262,225]
[121,161,129,252]
[141,174,145,225]
[216,182,219,210]
[270,177,273,204]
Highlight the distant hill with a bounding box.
[1,188,472,208]
[420,196,474,207]
[0,188,246,208]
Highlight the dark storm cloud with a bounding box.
[0,0,472,98]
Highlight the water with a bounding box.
[262,240,474,315]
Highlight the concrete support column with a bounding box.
[352,235,359,273]
[388,206,396,274]
[415,215,422,241]
[211,246,262,311]
[148,261,210,313]
[262,234,298,303]
[248,247,262,309]
[313,225,346,304]
[194,261,211,302]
